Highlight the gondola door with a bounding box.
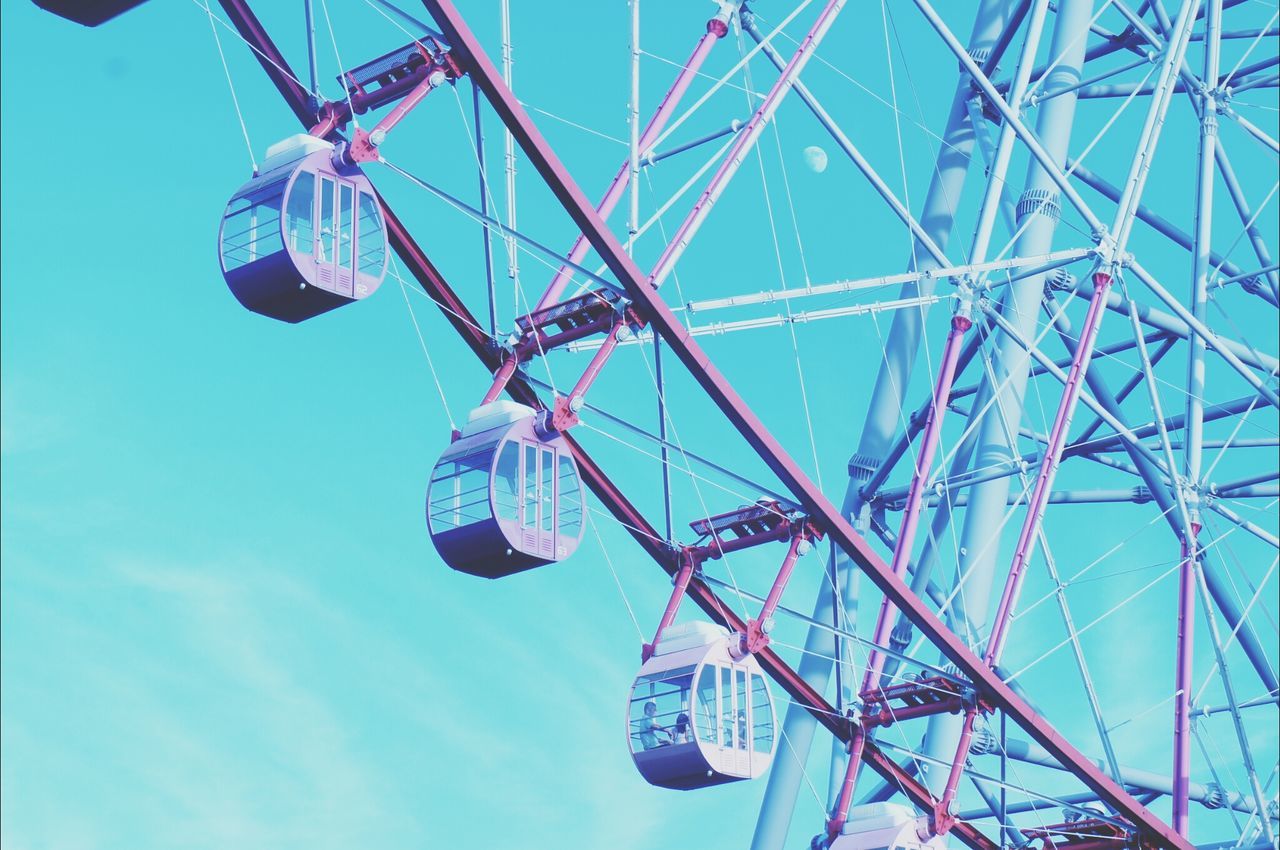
[313,174,358,297]
[519,441,557,561]
[729,664,751,775]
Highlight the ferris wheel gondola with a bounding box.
[218,135,388,323]
[822,804,947,850]
[33,0,148,27]
[426,402,586,578]
[627,621,776,790]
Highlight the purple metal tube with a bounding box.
[550,320,628,431]
[689,525,792,561]
[347,72,443,162]
[480,356,521,405]
[828,723,869,839]
[936,708,981,831]
[924,272,1113,835]
[646,0,848,290]
[742,533,808,655]
[642,550,697,662]
[862,313,973,696]
[841,312,974,837]
[835,312,971,833]
[1172,523,1199,834]
[533,17,730,311]
[984,271,1114,666]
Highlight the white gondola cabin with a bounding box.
[829,803,946,850]
[627,621,776,789]
[427,402,585,578]
[219,135,388,323]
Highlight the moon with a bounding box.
[802,145,828,173]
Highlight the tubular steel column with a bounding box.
[1176,0,1221,834]
[917,0,1094,803]
[750,4,1014,845]
[1173,526,1199,835]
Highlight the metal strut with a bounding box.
[643,501,822,660]
[1172,521,1200,834]
[477,6,736,408]
[934,269,1117,837]
[826,300,976,841]
[310,33,462,152]
[828,265,1116,844]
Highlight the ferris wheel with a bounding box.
[33,1,1279,849]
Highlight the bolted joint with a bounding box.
[1202,782,1226,810]
[888,621,913,653]
[344,128,381,164]
[848,452,881,483]
[534,401,570,438]
[930,807,957,838]
[737,618,771,657]
[1045,267,1077,293]
[1130,485,1153,504]
[1090,223,1113,252]
[969,719,999,755]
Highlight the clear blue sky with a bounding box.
[3,2,1276,849]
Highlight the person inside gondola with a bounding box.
[671,711,691,745]
[639,701,668,750]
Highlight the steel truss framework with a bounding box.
[47,1,1278,849]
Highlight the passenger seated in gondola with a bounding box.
[639,701,669,750]
[737,709,749,750]
[671,712,691,745]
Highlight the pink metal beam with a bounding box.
[863,311,974,695]
[829,723,869,839]
[347,68,449,162]
[550,318,632,431]
[481,12,732,404]
[985,271,1115,666]
[422,5,1188,844]
[534,7,735,310]
[931,270,1116,834]
[740,531,810,655]
[828,309,973,837]
[642,549,697,662]
[645,0,848,290]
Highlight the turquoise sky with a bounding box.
[3,2,1277,849]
